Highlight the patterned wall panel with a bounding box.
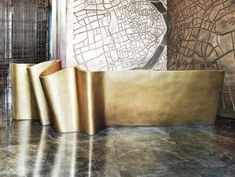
[65,0,167,71]
[168,0,235,118]
[0,0,50,117]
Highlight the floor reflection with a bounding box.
[88,137,94,177]
[1,121,107,176]
[0,118,235,177]
[40,130,107,176]
[16,121,30,176]
[51,134,78,177]
[33,127,49,176]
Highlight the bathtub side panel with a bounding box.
[104,71,224,126]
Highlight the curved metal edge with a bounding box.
[76,67,105,135]
[10,61,226,135]
[40,66,105,135]
[40,67,80,133]
[11,63,39,120]
[27,60,61,125]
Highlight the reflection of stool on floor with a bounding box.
[0,88,6,120]
[11,61,225,135]
[219,84,235,119]
[0,62,10,121]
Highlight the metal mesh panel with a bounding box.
[11,0,50,63]
[0,0,50,120]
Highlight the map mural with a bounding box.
[67,0,167,71]
[168,0,235,117]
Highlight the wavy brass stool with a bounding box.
[27,60,61,125]
[11,63,38,120]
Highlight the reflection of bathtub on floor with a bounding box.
[11,61,225,135]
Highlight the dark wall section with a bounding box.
[168,0,235,118]
[0,0,50,117]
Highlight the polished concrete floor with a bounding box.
[0,117,235,177]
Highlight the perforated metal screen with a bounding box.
[0,0,50,119]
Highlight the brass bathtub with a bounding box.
[11,61,225,135]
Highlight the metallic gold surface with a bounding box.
[11,63,38,120]
[27,60,61,125]
[77,68,105,135]
[39,67,105,135]
[11,61,225,135]
[40,67,79,133]
[104,70,224,126]
[38,67,224,134]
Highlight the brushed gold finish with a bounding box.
[27,60,61,125]
[11,63,38,120]
[11,60,225,135]
[104,70,224,126]
[39,67,105,135]
[76,68,105,135]
[40,67,79,133]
